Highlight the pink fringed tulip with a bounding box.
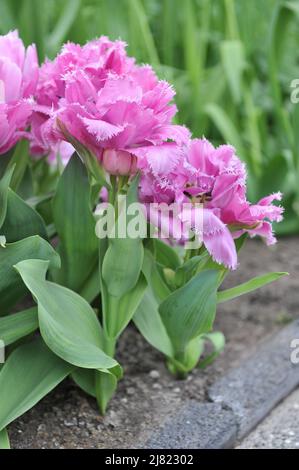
[30,37,134,161]
[0,31,38,154]
[31,37,189,169]
[140,138,283,270]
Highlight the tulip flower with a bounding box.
[0,31,38,154]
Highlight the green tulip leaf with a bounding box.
[0,236,60,314]
[159,270,219,353]
[0,164,15,230]
[71,369,96,398]
[52,153,98,291]
[14,259,119,371]
[0,307,38,346]
[217,272,288,303]
[1,189,48,243]
[0,338,72,432]
[134,289,174,358]
[102,174,144,297]
[0,428,10,449]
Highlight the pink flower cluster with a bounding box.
[0,31,284,269]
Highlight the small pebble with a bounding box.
[149,370,160,379]
[152,383,161,390]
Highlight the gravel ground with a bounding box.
[8,237,299,449]
[238,388,299,449]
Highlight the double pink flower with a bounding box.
[31,37,189,170]
[0,31,38,154]
[141,139,283,269]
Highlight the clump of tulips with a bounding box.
[0,31,286,449]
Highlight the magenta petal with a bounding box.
[97,76,143,108]
[22,44,38,97]
[0,58,22,102]
[203,210,237,270]
[81,117,124,141]
[148,124,191,145]
[248,221,277,245]
[0,31,25,68]
[132,143,183,175]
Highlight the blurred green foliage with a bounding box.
[1,0,299,234]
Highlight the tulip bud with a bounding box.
[102,149,137,176]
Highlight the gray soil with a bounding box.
[8,237,299,449]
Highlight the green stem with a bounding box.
[167,352,188,380]
[103,334,116,357]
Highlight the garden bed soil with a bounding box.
[9,237,299,449]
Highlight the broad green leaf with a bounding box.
[15,259,118,371]
[102,239,144,297]
[72,368,96,398]
[102,174,144,297]
[0,308,38,346]
[134,289,174,358]
[174,254,209,287]
[102,274,147,339]
[99,237,147,339]
[95,370,117,415]
[198,331,226,368]
[167,336,205,376]
[0,152,12,180]
[79,268,101,304]
[1,189,48,243]
[0,236,60,314]
[154,239,181,270]
[167,331,225,376]
[142,248,170,303]
[0,338,72,431]
[217,272,288,303]
[159,270,219,353]
[52,153,98,292]
[7,140,29,192]
[0,428,10,449]
[0,165,14,229]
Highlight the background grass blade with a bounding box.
[47,0,82,57]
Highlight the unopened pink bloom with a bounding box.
[102,149,137,176]
[0,31,38,154]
